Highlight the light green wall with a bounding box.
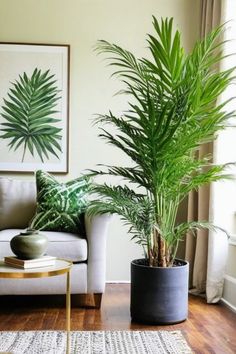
[0,0,201,280]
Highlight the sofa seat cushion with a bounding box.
[0,229,87,262]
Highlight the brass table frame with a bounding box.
[0,259,72,353]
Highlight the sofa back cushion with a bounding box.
[0,178,36,230]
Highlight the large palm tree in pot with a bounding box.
[88,17,234,324]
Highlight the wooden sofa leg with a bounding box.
[94,293,103,309]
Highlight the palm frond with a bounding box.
[88,184,154,247]
[0,68,61,162]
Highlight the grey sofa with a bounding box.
[0,177,111,308]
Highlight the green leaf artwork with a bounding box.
[0,68,62,162]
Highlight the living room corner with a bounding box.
[0,0,201,284]
[0,0,236,353]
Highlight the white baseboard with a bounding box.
[221,297,236,313]
[224,274,236,285]
[106,280,131,284]
[223,274,236,311]
[229,235,236,246]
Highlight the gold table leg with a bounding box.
[66,270,71,354]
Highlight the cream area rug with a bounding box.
[0,330,192,354]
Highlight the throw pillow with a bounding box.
[29,170,90,233]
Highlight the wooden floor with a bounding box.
[0,284,235,353]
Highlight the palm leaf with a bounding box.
[0,68,62,162]
[88,183,154,249]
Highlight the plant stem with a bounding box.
[22,141,27,162]
[149,227,159,267]
[157,232,167,267]
[155,193,167,267]
[171,240,179,266]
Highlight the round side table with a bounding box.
[0,258,72,353]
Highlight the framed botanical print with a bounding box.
[0,42,70,173]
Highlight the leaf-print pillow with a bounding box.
[29,170,91,233]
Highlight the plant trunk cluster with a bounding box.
[149,229,170,267]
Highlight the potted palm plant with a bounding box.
[88,17,234,324]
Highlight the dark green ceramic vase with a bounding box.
[10,229,48,259]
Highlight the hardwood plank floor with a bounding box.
[0,284,235,353]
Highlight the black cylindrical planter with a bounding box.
[131,259,189,324]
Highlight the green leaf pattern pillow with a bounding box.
[30,170,90,233]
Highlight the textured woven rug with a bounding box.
[0,330,192,354]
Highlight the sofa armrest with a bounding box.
[85,213,111,293]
